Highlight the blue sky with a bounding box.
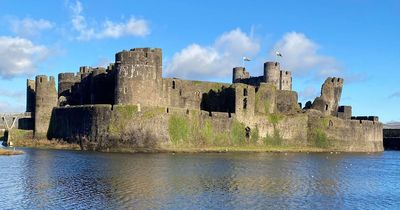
[0,0,399,123]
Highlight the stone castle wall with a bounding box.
[23,47,383,152]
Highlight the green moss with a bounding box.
[264,128,282,146]
[308,117,332,148]
[109,105,138,135]
[231,121,246,145]
[142,107,164,119]
[267,113,283,125]
[250,126,259,144]
[313,128,329,148]
[200,119,214,145]
[168,114,189,144]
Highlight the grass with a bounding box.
[0,148,24,155]
[168,114,189,144]
[160,145,331,153]
[109,105,138,135]
[11,138,81,150]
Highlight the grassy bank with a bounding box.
[0,148,24,155]
[12,138,80,150]
[100,145,336,154]
[158,145,332,153]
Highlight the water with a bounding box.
[1,147,400,209]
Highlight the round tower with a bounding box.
[114,48,162,105]
[34,75,57,137]
[58,73,79,99]
[232,67,249,83]
[264,61,280,88]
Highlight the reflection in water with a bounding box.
[0,149,399,209]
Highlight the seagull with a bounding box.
[243,57,251,61]
[276,51,283,57]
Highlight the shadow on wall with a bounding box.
[200,87,235,114]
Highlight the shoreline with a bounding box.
[9,138,381,154]
[0,148,24,155]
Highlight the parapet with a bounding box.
[264,61,280,71]
[337,105,352,120]
[351,116,379,122]
[115,48,162,64]
[36,75,55,84]
[79,66,93,74]
[58,73,80,82]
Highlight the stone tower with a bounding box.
[232,67,250,83]
[34,75,57,137]
[264,61,281,88]
[58,73,80,106]
[311,77,344,116]
[114,48,162,105]
[26,79,36,113]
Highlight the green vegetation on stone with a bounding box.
[264,128,283,146]
[231,121,246,145]
[267,113,283,125]
[168,114,189,144]
[109,105,138,135]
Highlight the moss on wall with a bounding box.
[267,113,283,125]
[109,105,138,135]
[308,117,331,148]
[263,128,283,146]
[168,114,189,144]
[231,121,246,145]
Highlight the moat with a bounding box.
[1,147,400,209]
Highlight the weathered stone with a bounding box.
[311,77,343,116]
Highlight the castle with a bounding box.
[19,48,383,152]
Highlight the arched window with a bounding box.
[243,88,248,96]
[172,81,176,89]
[243,98,248,109]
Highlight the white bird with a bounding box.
[276,51,283,57]
[243,57,251,61]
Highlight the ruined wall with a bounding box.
[279,70,292,91]
[275,90,299,114]
[114,48,162,106]
[234,83,255,122]
[311,77,343,116]
[34,75,57,137]
[254,83,299,115]
[162,78,234,113]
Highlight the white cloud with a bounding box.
[0,36,50,78]
[69,1,150,41]
[270,32,342,78]
[166,28,260,80]
[10,18,54,37]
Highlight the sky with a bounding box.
[0,0,399,123]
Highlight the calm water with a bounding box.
[1,146,400,209]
